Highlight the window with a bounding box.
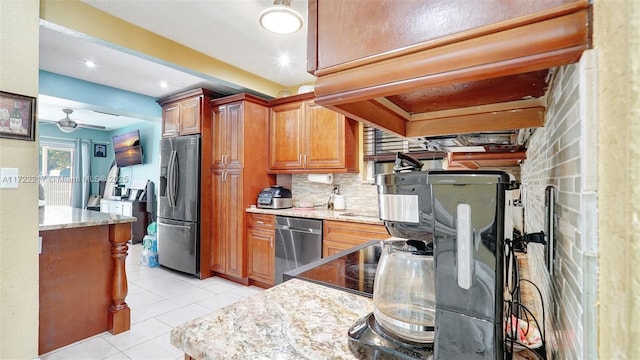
[40,141,75,206]
[362,125,444,181]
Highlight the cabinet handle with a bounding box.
[256,220,265,224]
[270,236,274,248]
[304,154,307,166]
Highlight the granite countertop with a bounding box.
[246,207,384,225]
[39,206,136,231]
[170,278,373,360]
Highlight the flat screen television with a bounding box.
[112,130,143,167]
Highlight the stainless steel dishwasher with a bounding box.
[274,216,322,284]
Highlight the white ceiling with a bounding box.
[38,0,314,131]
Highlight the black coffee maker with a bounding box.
[348,156,515,360]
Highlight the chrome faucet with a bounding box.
[326,185,340,209]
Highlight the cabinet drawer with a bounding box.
[247,213,275,230]
[322,220,389,257]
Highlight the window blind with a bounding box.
[363,125,445,162]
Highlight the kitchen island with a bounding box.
[171,278,373,360]
[38,206,135,354]
[171,243,542,360]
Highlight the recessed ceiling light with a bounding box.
[84,60,96,68]
[160,81,168,89]
[278,54,290,67]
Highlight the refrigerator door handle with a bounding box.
[160,222,191,229]
[169,150,179,207]
[166,150,175,207]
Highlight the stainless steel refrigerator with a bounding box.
[157,134,200,275]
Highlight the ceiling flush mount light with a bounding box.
[259,0,303,34]
[84,60,96,68]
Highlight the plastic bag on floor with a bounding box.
[140,234,159,268]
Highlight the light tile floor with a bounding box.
[40,243,264,360]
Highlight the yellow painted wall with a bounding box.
[596,0,640,358]
[0,0,40,358]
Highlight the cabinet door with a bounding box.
[110,201,123,215]
[179,97,201,135]
[100,200,110,214]
[210,171,226,272]
[247,228,275,284]
[304,101,347,169]
[269,101,305,170]
[121,202,133,216]
[247,214,275,285]
[211,105,227,169]
[212,102,244,170]
[224,170,245,278]
[162,103,181,137]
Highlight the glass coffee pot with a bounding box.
[372,238,436,344]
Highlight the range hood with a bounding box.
[307,0,592,167]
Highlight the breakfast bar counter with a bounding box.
[38,206,135,355]
[170,278,373,360]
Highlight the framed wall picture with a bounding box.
[0,91,36,141]
[94,144,107,158]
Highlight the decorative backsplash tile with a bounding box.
[290,173,379,215]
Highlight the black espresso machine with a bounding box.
[348,159,517,359]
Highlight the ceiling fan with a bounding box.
[43,109,107,133]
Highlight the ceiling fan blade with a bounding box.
[78,123,106,130]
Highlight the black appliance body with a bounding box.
[348,170,512,360]
[157,135,200,276]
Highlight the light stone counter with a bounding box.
[39,205,135,231]
[170,278,373,360]
[246,207,383,225]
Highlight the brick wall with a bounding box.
[520,51,598,359]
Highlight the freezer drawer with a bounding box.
[157,218,199,275]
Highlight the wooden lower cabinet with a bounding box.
[211,169,245,279]
[246,213,276,286]
[322,220,389,257]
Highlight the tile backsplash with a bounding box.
[290,173,379,214]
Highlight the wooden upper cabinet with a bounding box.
[211,101,244,170]
[158,88,221,138]
[268,100,305,170]
[178,98,200,135]
[307,0,592,138]
[161,103,180,137]
[268,92,359,173]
